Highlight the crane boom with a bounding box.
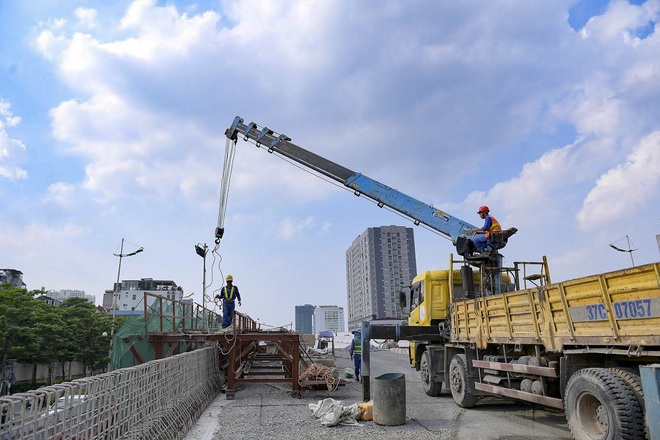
[222,116,478,246]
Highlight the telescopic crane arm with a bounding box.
[220,116,478,247]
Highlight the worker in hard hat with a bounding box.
[349,329,362,382]
[468,206,501,256]
[215,274,242,329]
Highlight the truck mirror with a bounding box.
[399,288,409,314]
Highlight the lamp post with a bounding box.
[195,243,208,327]
[109,238,144,370]
[609,235,637,267]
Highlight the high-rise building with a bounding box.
[313,305,345,333]
[295,304,315,334]
[345,226,417,330]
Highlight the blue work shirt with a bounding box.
[481,216,492,232]
[221,284,241,302]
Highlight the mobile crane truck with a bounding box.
[219,116,660,440]
[399,254,660,440]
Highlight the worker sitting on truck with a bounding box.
[215,274,242,329]
[349,329,362,382]
[468,206,501,256]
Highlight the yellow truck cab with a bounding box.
[406,267,483,369]
[407,270,453,327]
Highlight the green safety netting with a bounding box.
[111,299,222,370]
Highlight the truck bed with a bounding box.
[450,262,660,352]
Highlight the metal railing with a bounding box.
[1,347,221,440]
[143,292,258,334]
[144,292,223,332]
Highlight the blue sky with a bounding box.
[1,0,659,329]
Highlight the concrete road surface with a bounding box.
[184,348,573,440]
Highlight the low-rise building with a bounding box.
[46,289,96,304]
[0,269,27,289]
[102,278,185,315]
[313,305,345,334]
[35,295,61,307]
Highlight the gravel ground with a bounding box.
[183,349,572,440]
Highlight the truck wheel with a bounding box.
[449,354,477,408]
[564,368,644,440]
[608,367,645,412]
[608,367,647,439]
[420,350,443,397]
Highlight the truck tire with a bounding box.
[564,368,644,440]
[449,354,477,408]
[420,350,443,397]
[608,367,647,440]
[608,367,645,412]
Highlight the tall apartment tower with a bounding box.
[345,226,417,331]
[295,304,315,334]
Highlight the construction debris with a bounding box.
[309,398,361,426]
[299,363,344,391]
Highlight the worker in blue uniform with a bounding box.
[215,274,242,329]
[349,329,362,382]
[469,205,502,255]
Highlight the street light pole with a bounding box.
[609,235,637,267]
[112,238,125,333]
[109,238,144,371]
[195,243,208,328]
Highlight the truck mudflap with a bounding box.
[428,345,445,381]
[640,364,660,439]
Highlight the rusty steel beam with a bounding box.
[225,331,302,399]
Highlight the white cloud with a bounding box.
[45,182,77,206]
[451,139,582,234]
[114,0,225,64]
[75,8,98,30]
[34,20,69,61]
[577,131,660,227]
[0,99,27,181]
[581,0,659,44]
[277,216,315,240]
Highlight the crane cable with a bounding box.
[214,137,237,251]
[207,137,235,322]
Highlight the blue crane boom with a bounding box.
[222,116,478,246]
